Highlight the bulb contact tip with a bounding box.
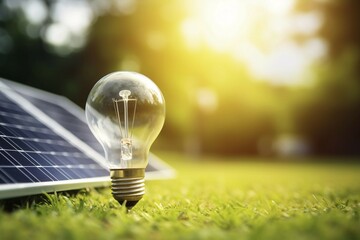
[110,169,145,209]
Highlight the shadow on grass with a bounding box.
[0,190,81,212]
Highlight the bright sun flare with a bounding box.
[182,0,326,86]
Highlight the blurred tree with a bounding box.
[0,0,84,99]
[292,0,360,155]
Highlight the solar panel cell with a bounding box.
[3,167,35,183]
[26,167,54,182]
[1,151,36,166]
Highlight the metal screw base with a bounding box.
[110,168,145,209]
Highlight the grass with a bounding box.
[1,152,360,240]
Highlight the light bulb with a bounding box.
[85,71,165,208]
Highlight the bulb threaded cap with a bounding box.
[110,168,145,209]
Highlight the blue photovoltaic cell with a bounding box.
[0,90,109,185]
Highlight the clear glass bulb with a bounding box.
[85,71,165,208]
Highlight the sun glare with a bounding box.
[182,0,325,86]
[182,0,247,51]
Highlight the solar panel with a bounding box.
[0,78,174,199]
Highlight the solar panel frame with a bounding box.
[0,78,174,200]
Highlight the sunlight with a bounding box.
[182,0,248,51]
[181,0,325,86]
[198,0,247,51]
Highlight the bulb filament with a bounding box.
[113,90,137,161]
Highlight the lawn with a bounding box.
[1,152,359,240]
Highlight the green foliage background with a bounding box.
[0,0,359,156]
